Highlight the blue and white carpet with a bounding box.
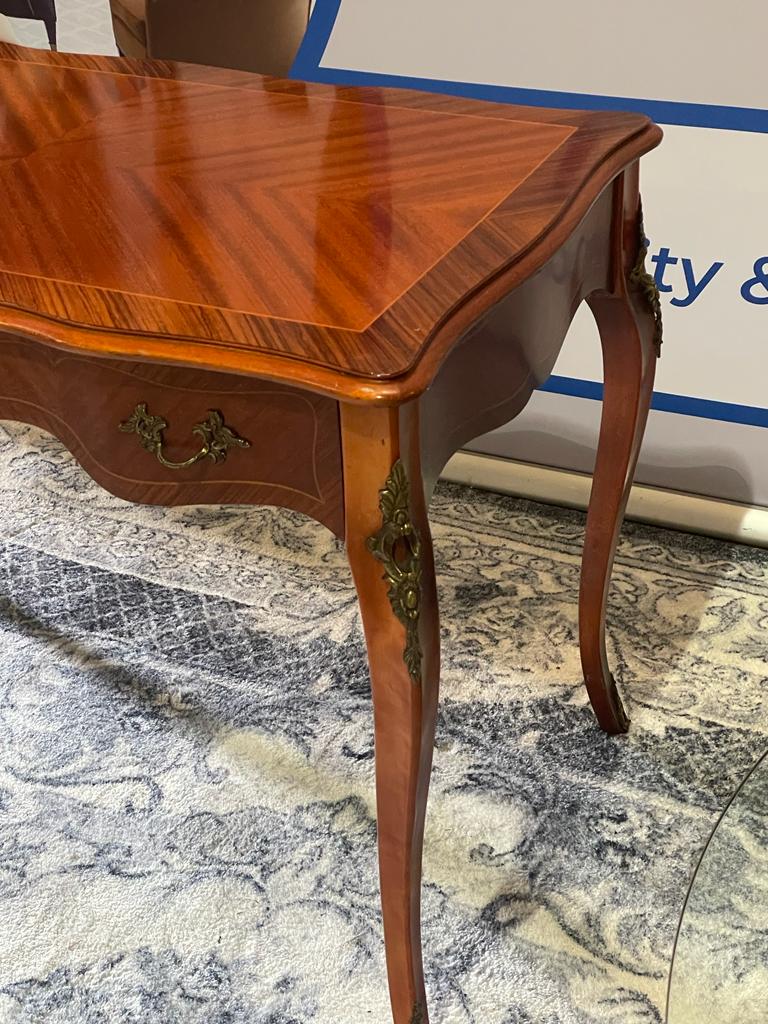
[667,749,768,1024]
[8,0,117,55]
[0,421,766,1023]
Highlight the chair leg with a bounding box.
[580,178,662,734]
[42,6,56,50]
[341,403,439,1024]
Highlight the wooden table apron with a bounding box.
[0,45,663,1024]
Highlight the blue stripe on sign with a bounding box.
[290,0,768,134]
[540,376,768,428]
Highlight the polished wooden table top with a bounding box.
[0,45,660,397]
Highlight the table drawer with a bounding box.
[0,334,344,535]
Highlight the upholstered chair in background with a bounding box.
[109,0,310,76]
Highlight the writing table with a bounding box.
[0,44,663,1024]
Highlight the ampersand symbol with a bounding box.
[740,257,768,304]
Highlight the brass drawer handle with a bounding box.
[119,403,250,470]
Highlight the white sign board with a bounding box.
[293,1,768,505]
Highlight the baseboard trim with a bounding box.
[441,451,768,548]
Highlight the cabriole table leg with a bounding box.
[580,174,662,734]
[341,403,440,1024]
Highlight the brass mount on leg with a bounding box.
[629,200,663,356]
[367,459,423,685]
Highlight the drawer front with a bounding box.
[0,334,344,536]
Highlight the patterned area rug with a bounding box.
[0,421,766,1024]
[667,750,768,1024]
[9,0,116,55]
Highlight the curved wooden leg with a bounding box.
[341,403,438,1024]
[581,179,661,734]
[581,290,656,732]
